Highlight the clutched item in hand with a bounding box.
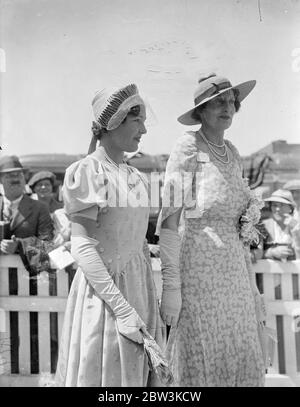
[141,329,174,385]
[48,245,75,270]
[258,323,277,369]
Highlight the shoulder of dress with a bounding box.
[126,164,141,177]
[165,132,200,174]
[173,131,199,156]
[65,153,105,177]
[225,139,243,168]
[225,139,242,158]
[225,139,237,152]
[179,130,198,146]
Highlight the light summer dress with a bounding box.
[55,147,165,387]
[159,131,265,387]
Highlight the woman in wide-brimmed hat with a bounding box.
[55,83,166,387]
[261,189,300,260]
[157,73,266,386]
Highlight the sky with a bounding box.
[0,0,300,158]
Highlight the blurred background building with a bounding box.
[17,139,300,242]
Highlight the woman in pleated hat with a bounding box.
[55,84,166,387]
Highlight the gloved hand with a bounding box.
[71,235,146,343]
[160,289,182,326]
[159,228,182,327]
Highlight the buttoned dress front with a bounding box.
[55,147,165,387]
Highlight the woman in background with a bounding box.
[262,189,300,260]
[29,171,70,247]
[28,171,63,214]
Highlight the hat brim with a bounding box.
[28,176,56,188]
[264,197,295,207]
[177,80,256,125]
[0,168,24,173]
[283,181,300,191]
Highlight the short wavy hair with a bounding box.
[91,105,141,141]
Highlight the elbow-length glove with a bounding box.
[71,235,146,343]
[159,228,182,327]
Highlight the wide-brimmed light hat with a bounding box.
[0,155,24,173]
[265,189,296,208]
[177,73,256,125]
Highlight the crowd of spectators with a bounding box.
[0,155,70,273]
[0,154,300,271]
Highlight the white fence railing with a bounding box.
[0,255,74,386]
[254,259,300,387]
[0,256,300,387]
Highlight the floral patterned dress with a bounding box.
[55,147,165,387]
[159,131,265,387]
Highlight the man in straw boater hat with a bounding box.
[0,155,53,254]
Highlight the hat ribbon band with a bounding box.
[194,81,232,106]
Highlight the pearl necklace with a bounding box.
[205,136,225,148]
[199,129,230,164]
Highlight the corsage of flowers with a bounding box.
[238,189,265,246]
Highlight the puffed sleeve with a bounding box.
[156,131,199,234]
[63,156,108,221]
